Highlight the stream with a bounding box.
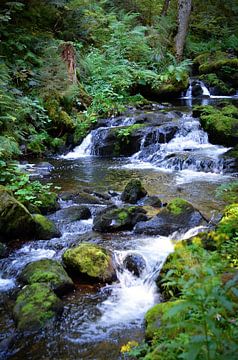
[0,96,238,359]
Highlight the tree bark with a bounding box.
[60,42,77,84]
[175,0,192,61]
[161,0,170,16]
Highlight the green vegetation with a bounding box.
[167,198,192,216]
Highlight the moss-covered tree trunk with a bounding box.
[175,0,192,61]
[161,0,170,16]
[60,42,77,84]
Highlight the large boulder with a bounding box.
[19,259,74,295]
[62,243,116,283]
[93,206,147,233]
[33,214,61,240]
[134,198,204,236]
[123,253,146,277]
[0,186,36,241]
[121,179,147,204]
[13,283,63,332]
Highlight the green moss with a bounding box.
[199,73,234,95]
[20,259,73,294]
[33,214,60,240]
[37,191,58,214]
[62,243,114,282]
[167,198,191,216]
[13,283,62,332]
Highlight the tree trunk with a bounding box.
[60,42,77,84]
[175,0,192,61]
[161,0,170,16]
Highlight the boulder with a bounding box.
[60,190,107,205]
[0,186,36,241]
[33,214,61,240]
[121,179,147,204]
[93,206,147,233]
[62,243,116,283]
[54,206,91,222]
[123,253,146,277]
[37,191,59,214]
[13,283,63,332]
[19,259,74,295]
[134,198,204,236]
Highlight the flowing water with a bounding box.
[0,98,237,359]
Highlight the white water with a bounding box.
[62,133,93,159]
[182,80,211,99]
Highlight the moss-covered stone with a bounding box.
[0,185,36,241]
[33,214,61,240]
[135,198,204,236]
[199,73,234,95]
[37,191,59,215]
[62,243,116,283]
[93,206,147,232]
[167,198,192,216]
[121,179,147,204]
[13,283,63,332]
[194,52,238,88]
[145,300,184,340]
[20,259,74,295]
[197,105,238,147]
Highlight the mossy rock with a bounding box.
[0,186,36,241]
[45,98,75,136]
[194,52,238,88]
[33,214,61,240]
[135,198,204,236]
[121,179,147,204]
[13,283,63,332]
[93,206,147,233]
[19,259,74,295]
[145,300,185,340]
[37,192,59,215]
[62,243,116,283]
[216,203,238,239]
[198,105,238,147]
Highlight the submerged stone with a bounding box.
[62,243,116,283]
[19,259,74,295]
[13,283,63,332]
[54,205,91,222]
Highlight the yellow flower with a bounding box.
[121,341,139,353]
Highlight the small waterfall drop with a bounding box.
[62,133,93,159]
[182,79,210,99]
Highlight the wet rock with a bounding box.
[143,123,179,147]
[13,283,63,332]
[123,253,146,277]
[60,190,107,205]
[0,185,36,241]
[62,243,116,283]
[134,198,204,236]
[143,196,162,208]
[0,242,7,258]
[93,206,147,232]
[54,206,91,222]
[121,179,147,204]
[37,191,59,215]
[19,259,74,295]
[33,214,61,240]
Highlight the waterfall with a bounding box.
[62,133,93,159]
[182,79,211,99]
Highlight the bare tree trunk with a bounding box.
[175,0,192,61]
[60,42,77,84]
[161,0,170,16]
